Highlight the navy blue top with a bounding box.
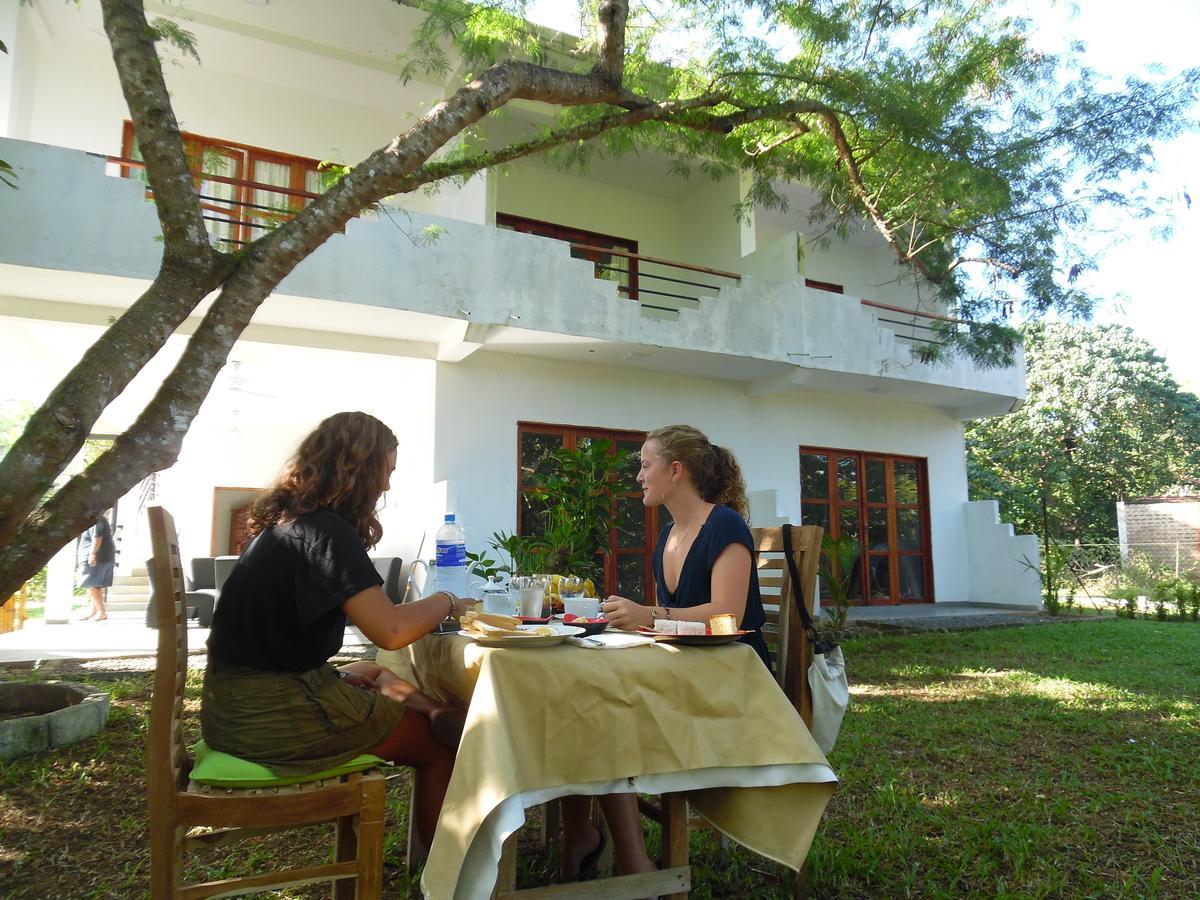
[653,504,771,670]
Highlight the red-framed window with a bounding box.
[496,213,640,300]
[799,447,934,605]
[517,422,657,602]
[121,122,325,248]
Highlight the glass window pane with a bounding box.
[866,459,887,503]
[869,556,892,600]
[839,507,859,542]
[899,557,926,600]
[520,431,563,487]
[837,457,858,500]
[894,461,919,504]
[896,509,922,551]
[800,453,829,500]
[615,493,646,547]
[801,502,829,533]
[616,553,645,601]
[867,508,889,549]
[519,493,549,538]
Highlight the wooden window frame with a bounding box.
[496,212,640,300]
[799,445,934,605]
[804,278,845,293]
[121,122,324,246]
[517,422,657,602]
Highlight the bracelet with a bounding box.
[442,591,456,619]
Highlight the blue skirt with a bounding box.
[79,560,114,588]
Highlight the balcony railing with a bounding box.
[105,155,326,248]
[858,298,980,348]
[570,242,741,313]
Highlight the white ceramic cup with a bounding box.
[563,596,601,619]
[481,584,517,615]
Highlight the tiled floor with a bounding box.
[0,609,370,665]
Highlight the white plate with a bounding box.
[458,623,585,647]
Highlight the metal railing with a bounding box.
[570,242,741,314]
[105,155,325,248]
[858,298,977,347]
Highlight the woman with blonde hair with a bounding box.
[202,411,474,849]
[562,425,768,881]
[603,423,770,665]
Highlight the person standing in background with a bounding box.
[79,512,115,621]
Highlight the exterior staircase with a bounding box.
[105,565,149,613]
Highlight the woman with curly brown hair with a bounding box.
[201,411,474,849]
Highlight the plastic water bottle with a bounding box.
[435,514,468,598]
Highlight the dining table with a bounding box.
[377,628,838,900]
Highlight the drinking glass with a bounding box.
[511,575,549,618]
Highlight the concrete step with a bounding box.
[112,574,149,587]
[107,583,149,596]
[130,566,149,577]
[105,598,147,612]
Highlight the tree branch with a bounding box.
[592,0,629,89]
[99,0,213,263]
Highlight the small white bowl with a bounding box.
[563,596,601,619]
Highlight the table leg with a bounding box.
[661,793,689,899]
[492,832,518,898]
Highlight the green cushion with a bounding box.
[190,739,384,788]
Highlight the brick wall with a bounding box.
[1117,499,1200,570]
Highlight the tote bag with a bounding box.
[782,524,850,755]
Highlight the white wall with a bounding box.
[964,500,1041,607]
[495,163,682,261]
[433,351,978,603]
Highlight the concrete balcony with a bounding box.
[0,138,1024,417]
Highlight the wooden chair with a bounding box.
[146,505,389,899]
[636,523,824,899]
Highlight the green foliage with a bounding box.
[818,532,859,636]
[399,1,1199,367]
[513,440,632,583]
[148,16,200,65]
[967,324,1200,543]
[1021,540,1076,616]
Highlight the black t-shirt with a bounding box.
[653,503,772,668]
[82,515,115,563]
[206,508,383,672]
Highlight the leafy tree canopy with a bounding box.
[966,323,1200,543]
[0,0,1196,600]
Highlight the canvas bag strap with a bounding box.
[782,524,818,635]
[782,524,837,653]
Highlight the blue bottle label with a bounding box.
[436,540,466,568]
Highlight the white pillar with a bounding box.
[44,540,78,624]
[0,1,20,138]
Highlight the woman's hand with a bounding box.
[441,591,474,621]
[601,595,651,631]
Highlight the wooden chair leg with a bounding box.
[149,818,184,900]
[661,793,689,900]
[795,859,810,899]
[354,776,387,899]
[333,813,358,900]
[539,797,561,852]
[405,777,427,868]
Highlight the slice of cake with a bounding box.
[653,619,679,634]
[676,620,706,635]
[709,614,738,635]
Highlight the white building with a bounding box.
[0,0,1039,608]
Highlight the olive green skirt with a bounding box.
[201,660,405,777]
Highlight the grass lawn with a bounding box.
[1,618,1196,897]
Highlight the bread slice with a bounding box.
[676,620,706,635]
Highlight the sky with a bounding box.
[526,0,1200,392]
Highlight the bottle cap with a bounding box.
[444,513,456,523]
